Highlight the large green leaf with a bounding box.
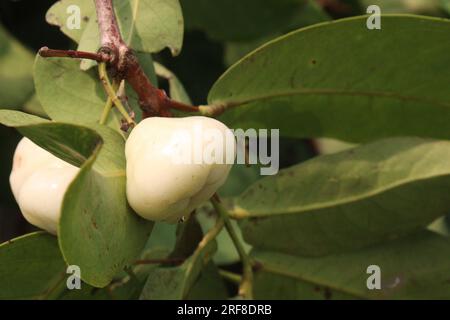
[0,24,34,110]
[60,124,153,287]
[0,110,153,287]
[0,232,66,299]
[182,0,308,41]
[234,137,450,257]
[252,231,450,299]
[209,15,450,143]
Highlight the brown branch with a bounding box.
[94,0,199,117]
[39,0,200,119]
[38,47,111,63]
[94,0,126,52]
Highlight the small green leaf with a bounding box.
[34,56,126,133]
[0,232,66,300]
[0,24,34,110]
[252,231,450,299]
[34,56,105,123]
[235,137,450,256]
[209,15,450,142]
[46,0,96,43]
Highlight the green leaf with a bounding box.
[34,56,126,133]
[0,110,153,287]
[46,0,96,43]
[0,110,100,167]
[34,54,155,129]
[0,232,66,299]
[182,0,309,41]
[60,124,153,287]
[235,137,450,257]
[34,56,106,124]
[252,231,450,299]
[0,24,34,110]
[209,15,450,143]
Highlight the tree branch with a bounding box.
[39,0,201,121]
[93,0,198,118]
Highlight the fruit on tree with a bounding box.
[125,116,235,222]
[9,138,79,235]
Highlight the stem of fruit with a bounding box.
[98,62,135,127]
[211,196,254,299]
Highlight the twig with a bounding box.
[38,47,111,62]
[98,62,135,127]
[94,0,198,117]
[39,0,202,119]
[211,195,253,299]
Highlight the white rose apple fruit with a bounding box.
[9,138,79,235]
[125,116,235,223]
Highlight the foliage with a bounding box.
[0,0,449,300]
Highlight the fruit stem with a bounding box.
[211,196,254,299]
[98,62,135,127]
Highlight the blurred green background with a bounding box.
[0,0,448,242]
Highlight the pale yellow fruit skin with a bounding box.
[9,138,79,234]
[125,116,235,222]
